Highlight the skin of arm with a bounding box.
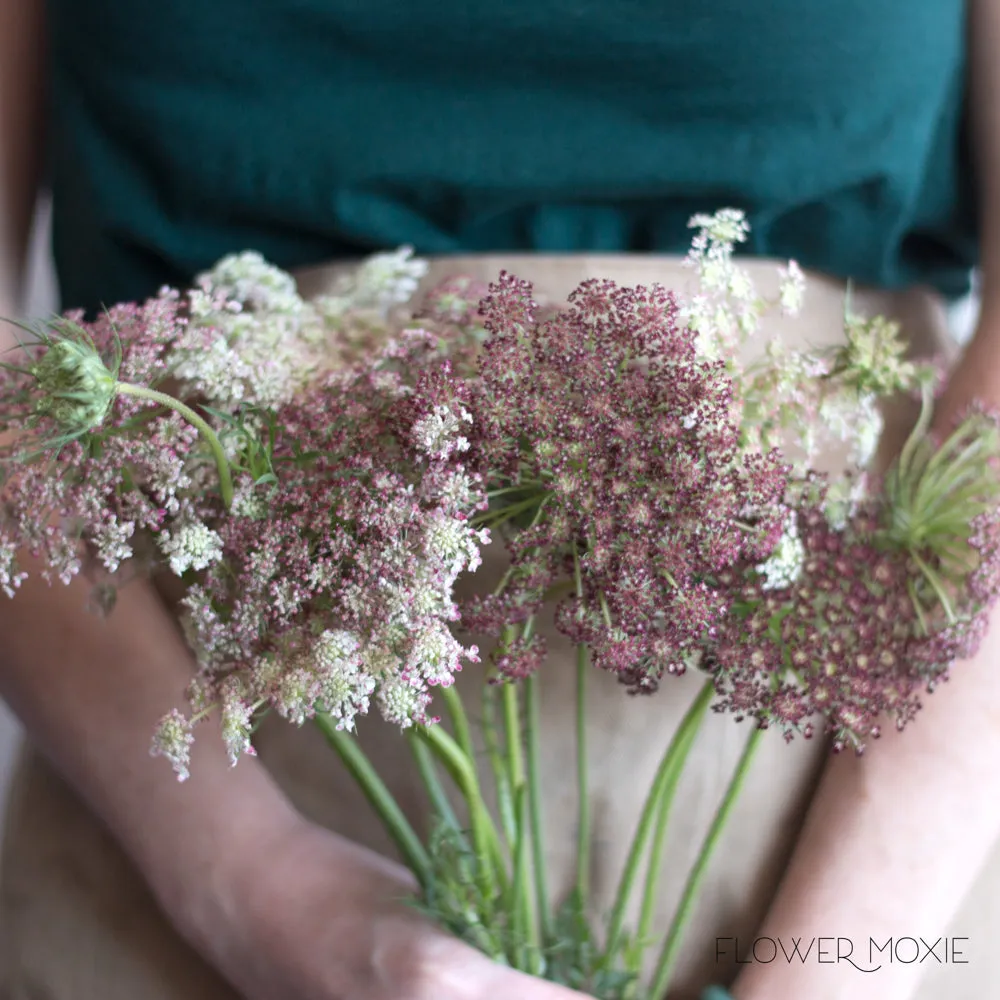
[729,4,1000,999]
[0,0,387,985]
[0,9,594,998]
[0,0,310,951]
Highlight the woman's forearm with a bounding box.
[0,557,302,945]
[730,10,1000,998]
[728,618,1000,1000]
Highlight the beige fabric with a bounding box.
[1,255,994,1000]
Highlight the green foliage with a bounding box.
[545,893,637,1000]
[415,821,515,961]
[201,405,279,486]
[881,385,1000,625]
[416,823,639,998]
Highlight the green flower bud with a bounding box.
[833,313,915,397]
[31,339,118,434]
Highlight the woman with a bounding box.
[1,2,999,999]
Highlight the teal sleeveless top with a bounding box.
[47,1,977,313]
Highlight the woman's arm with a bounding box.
[0,11,594,997]
[0,0,46,307]
[0,0,301,944]
[730,5,1000,999]
[728,631,1000,1000]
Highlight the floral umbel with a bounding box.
[0,213,997,999]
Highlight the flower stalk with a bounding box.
[601,680,715,971]
[647,725,766,999]
[524,672,553,942]
[115,382,234,508]
[316,714,432,887]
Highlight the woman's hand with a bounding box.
[196,813,592,1000]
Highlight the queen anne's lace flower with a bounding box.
[422,510,490,578]
[150,709,195,781]
[91,515,136,574]
[220,678,257,766]
[0,537,27,598]
[755,512,805,590]
[319,245,429,316]
[411,404,473,461]
[199,251,303,315]
[405,622,477,687]
[312,630,376,731]
[778,260,806,316]
[157,520,224,575]
[376,672,430,728]
[0,215,994,774]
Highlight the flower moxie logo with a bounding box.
[715,936,970,972]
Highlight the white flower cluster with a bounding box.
[311,629,377,731]
[681,208,761,357]
[777,260,806,316]
[199,251,303,315]
[0,536,28,598]
[682,210,924,515]
[755,512,805,590]
[315,245,429,317]
[819,391,884,469]
[149,708,195,782]
[170,254,320,409]
[157,520,224,576]
[91,515,136,574]
[220,677,256,766]
[411,403,473,461]
[167,248,429,412]
[422,508,490,579]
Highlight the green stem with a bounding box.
[502,678,524,790]
[116,382,234,508]
[407,730,464,839]
[895,379,935,483]
[915,434,988,505]
[440,683,476,765]
[524,673,553,942]
[601,680,715,968]
[575,641,590,904]
[572,550,590,904]
[511,784,542,972]
[911,550,957,624]
[540,579,576,602]
[624,713,698,980]
[472,492,549,529]
[646,726,766,1000]
[482,684,518,848]
[499,624,538,968]
[417,723,507,898]
[487,481,543,497]
[315,715,431,888]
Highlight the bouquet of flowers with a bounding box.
[1,210,998,999]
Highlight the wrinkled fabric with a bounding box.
[46,2,976,315]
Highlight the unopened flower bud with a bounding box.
[32,338,117,434]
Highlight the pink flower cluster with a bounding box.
[457,273,790,686]
[710,483,1000,751]
[184,334,490,739]
[1,245,998,772]
[0,297,213,593]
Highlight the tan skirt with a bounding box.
[1,255,994,1000]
